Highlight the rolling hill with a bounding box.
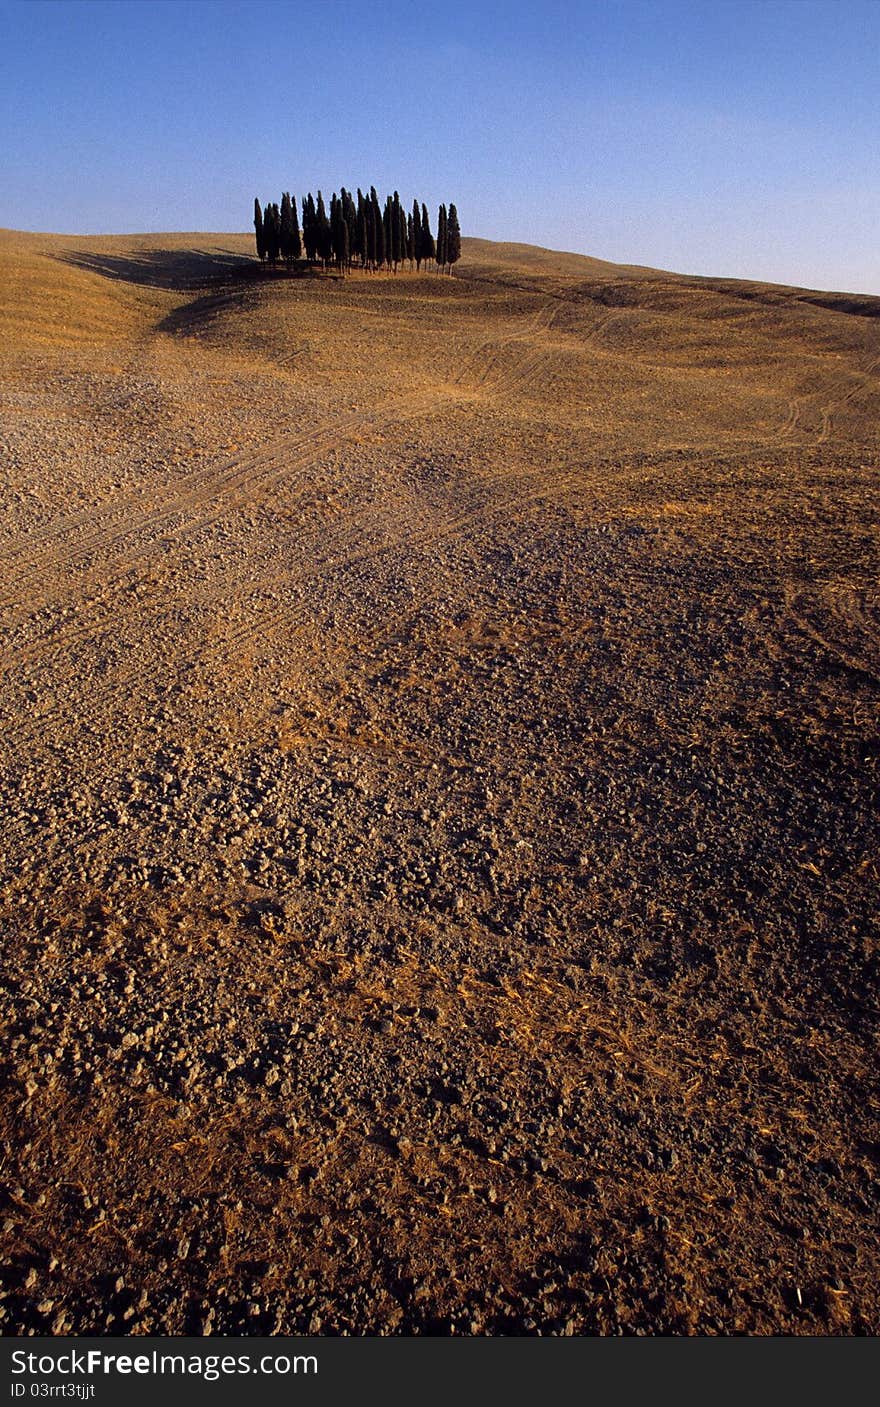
[0,227,878,1335]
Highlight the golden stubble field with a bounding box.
[0,226,878,1334]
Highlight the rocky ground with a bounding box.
[0,230,878,1334]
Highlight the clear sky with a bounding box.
[2,0,878,292]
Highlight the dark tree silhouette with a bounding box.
[391,191,402,269]
[290,197,302,262]
[371,187,385,269]
[420,203,435,265]
[436,203,447,271]
[446,203,461,274]
[254,198,266,262]
[383,195,393,269]
[354,189,367,266]
[398,204,409,271]
[331,193,351,274]
[302,194,317,263]
[280,192,295,267]
[356,190,368,269]
[354,192,365,266]
[315,192,332,267]
[264,203,281,265]
[342,188,357,260]
[366,193,377,269]
[411,200,423,270]
[250,187,458,277]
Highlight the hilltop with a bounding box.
[0,228,878,1335]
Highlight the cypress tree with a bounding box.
[383,196,393,269]
[371,188,384,268]
[291,197,302,262]
[436,203,447,271]
[280,191,294,267]
[391,191,402,269]
[342,188,357,254]
[315,192,332,266]
[446,203,461,274]
[329,193,337,267]
[406,211,414,268]
[265,203,281,265]
[420,203,435,265]
[272,202,283,265]
[310,193,319,263]
[302,194,317,263]
[331,194,350,274]
[360,201,370,269]
[254,198,266,262]
[411,200,422,270]
[355,189,367,265]
[398,205,408,271]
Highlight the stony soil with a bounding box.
[0,229,878,1335]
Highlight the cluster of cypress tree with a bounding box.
[253,188,460,276]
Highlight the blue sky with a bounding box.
[2,0,878,291]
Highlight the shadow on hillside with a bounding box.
[156,288,254,336]
[56,247,262,292]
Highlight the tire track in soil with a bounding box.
[4,423,665,722]
[0,384,460,632]
[451,296,616,406]
[3,455,592,753]
[0,287,261,571]
[1,298,566,640]
[0,416,363,593]
[1,299,582,744]
[453,300,557,392]
[1,296,556,597]
[816,353,880,445]
[777,352,880,447]
[783,581,880,685]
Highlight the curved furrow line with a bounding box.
[783,346,880,448]
[0,388,454,657]
[0,436,285,572]
[776,396,802,441]
[784,584,880,684]
[2,375,454,605]
[0,412,377,618]
[0,372,378,585]
[0,433,354,641]
[487,347,552,398]
[208,471,565,664]
[453,301,558,390]
[2,466,562,751]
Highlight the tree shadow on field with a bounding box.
[56,246,260,292]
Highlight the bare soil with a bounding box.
[0,229,878,1335]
